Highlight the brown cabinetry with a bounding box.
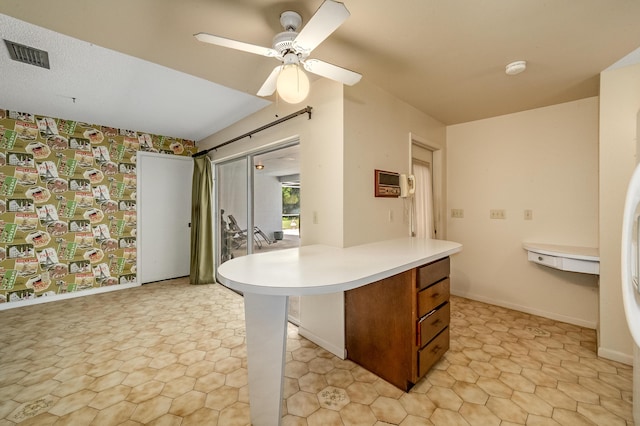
[345,256,450,391]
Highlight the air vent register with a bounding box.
[4,39,50,69]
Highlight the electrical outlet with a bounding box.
[490,209,506,219]
[451,209,464,218]
[524,209,533,220]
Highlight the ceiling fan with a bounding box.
[194,0,362,103]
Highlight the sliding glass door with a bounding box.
[217,157,248,263]
[215,143,301,322]
[253,145,301,323]
[215,143,300,263]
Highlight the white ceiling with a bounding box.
[0,13,269,141]
[254,144,300,178]
[1,1,640,143]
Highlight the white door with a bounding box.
[137,152,193,283]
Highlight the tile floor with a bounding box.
[0,277,633,425]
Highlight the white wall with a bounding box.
[343,80,447,247]
[447,98,600,329]
[598,62,640,363]
[200,78,345,248]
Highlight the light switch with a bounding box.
[490,209,506,219]
[451,209,464,218]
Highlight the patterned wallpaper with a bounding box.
[0,108,195,304]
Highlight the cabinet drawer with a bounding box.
[418,302,450,348]
[418,278,450,317]
[417,257,450,290]
[527,251,562,269]
[418,327,449,377]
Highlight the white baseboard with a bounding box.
[0,282,140,311]
[598,347,633,365]
[298,326,346,359]
[450,290,598,329]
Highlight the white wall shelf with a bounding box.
[523,242,599,275]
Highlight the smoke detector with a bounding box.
[505,60,526,76]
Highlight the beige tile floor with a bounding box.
[0,277,633,425]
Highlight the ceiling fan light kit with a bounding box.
[195,0,361,104]
[277,64,310,104]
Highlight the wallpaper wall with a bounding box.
[0,108,195,304]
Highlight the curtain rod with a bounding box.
[192,105,312,158]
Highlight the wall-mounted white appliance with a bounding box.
[400,173,416,198]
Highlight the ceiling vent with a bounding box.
[4,39,50,69]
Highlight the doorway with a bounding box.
[137,152,193,283]
[411,138,441,239]
[412,159,434,238]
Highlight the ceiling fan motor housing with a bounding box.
[274,11,305,59]
[272,32,298,57]
[280,11,302,31]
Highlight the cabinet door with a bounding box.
[418,278,450,317]
[418,302,450,347]
[345,270,414,391]
[417,257,450,290]
[418,328,450,377]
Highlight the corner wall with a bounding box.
[343,80,447,247]
[309,80,447,357]
[199,78,345,248]
[446,98,600,330]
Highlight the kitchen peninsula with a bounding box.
[217,237,462,426]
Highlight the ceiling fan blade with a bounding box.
[292,0,350,54]
[303,59,361,86]
[194,32,278,57]
[257,66,283,96]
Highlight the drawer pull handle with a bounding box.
[432,292,439,299]
[432,345,441,353]
[538,256,543,261]
[432,319,441,326]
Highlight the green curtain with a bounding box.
[190,156,215,284]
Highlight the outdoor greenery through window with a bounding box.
[282,184,300,229]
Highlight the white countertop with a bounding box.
[522,242,599,261]
[217,237,462,296]
[522,242,599,275]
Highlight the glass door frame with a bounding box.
[213,139,300,274]
[215,156,251,267]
